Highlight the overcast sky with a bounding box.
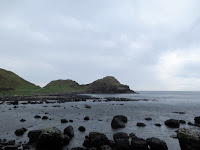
[1,0,200,91]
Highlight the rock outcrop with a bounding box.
[176,128,200,150]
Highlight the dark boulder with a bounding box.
[42,116,48,120]
[113,132,129,141]
[61,119,68,123]
[34,115,41,119]
[146,137,168,150]
[137,122,146,127]
[11,100,18,105]
[64,126,74,139]
[131,136,149,150]
[164,119,180,128]
[115,138,130,150]
[188,122,194,126]
[84,116,90,121]
[85,104,91,109]
[36,127,62,150]
[154,123,162,127]
[62,135,70,145]
[176,128,200,150]
[28,130,42,143]
[20,119,26,122]
[145,118,152,121]
[78,126,86,132]
[179,120,186,124]
[111,118,125,129]
[85,132,109,149]
[14,128,27,136]
[113,115,128,123]
[194,116,200,124]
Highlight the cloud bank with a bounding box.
[1,0,200,90]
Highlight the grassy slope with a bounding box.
[0,69,40,96]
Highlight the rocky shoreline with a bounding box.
[0,95,200,150]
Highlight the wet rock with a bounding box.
[28,130,42,143]
[78,126,86,132]
[113,115,128,123]
[145,117,152,121]
[113,132,129,141]
[154,123,162,127]
[64,126,74,139]
[22,144,30,150]
[15,128,27,136]
[36,127,62,150]
[20,119,26,122]
[62,135,70,145]
[131,136,149,150]
[179,120,186,124]
[84,116,90,121]
[111,115,128,129]
[69,120,73,122]
[11,100,18,105]
[88,132,109,148]
[61,119,68,123]
[34,115,41,119]
[85,104,91,109]
[176,128,200,150]
[42,116,48,120]
[164,119,180,128]
[137,122,146,127]
[146,137,168,150]
[115,138,130,150]
[194,116,200,124]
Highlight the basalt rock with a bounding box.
[164,119,180,128]
[176,128,200,150]
[146,137,168,150]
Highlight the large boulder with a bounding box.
[14,128,27,136]
[131,136,149,150]
[115,138,130,150]
[111,115,127,129]
[164,119,180,128]
[146,137,168,150]
[113,132,129,141]
[194,116,200,124]
[36,127,63,150]
[83,132,109,149]
[28,130,42,143]
[64,126,74,139]
[176,128,200,150]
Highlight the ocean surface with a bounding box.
[0,91,200,150]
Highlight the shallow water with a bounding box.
[0,91,200,150]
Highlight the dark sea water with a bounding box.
[0,91,200,150]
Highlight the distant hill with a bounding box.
[43,76,134,94]
[0,68,40,95]
[0,68,135,95]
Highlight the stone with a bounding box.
[15,128,27,136]
[137,122,146,127]
[176,128,200,150]
[64,126,74,139]
[78,126,86,132]
[36,127,62,150]
[194,116,200,124]
[131,136,149,150]
[146,137,168,150]
[28,130,42,143]
[164,119,180,128]
[113,132,129,141]
[61,119,68,123]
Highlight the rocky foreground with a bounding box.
[0,97,200,150]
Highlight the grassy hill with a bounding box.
[0,68,134,95]
[83,76,134,93]
[0,68,40,95]
[42,76,134,94]
[42,79,87,93]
